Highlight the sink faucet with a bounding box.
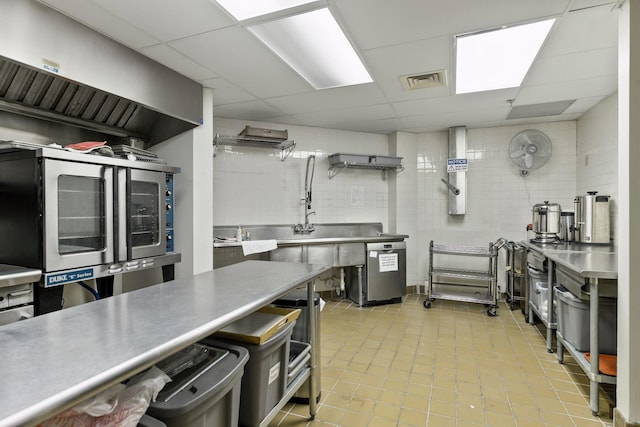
[294,154,316,233]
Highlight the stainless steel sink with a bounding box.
[213,223,408,268]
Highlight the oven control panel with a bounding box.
[166,174,175,252]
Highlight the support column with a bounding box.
[615,1,640,424]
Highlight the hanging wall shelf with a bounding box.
[327,153,403,180]
[213,133,296,161]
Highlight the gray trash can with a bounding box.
[274,289,321,403]
[138,414,167,427]
[146,342,248,427]
[204,320,295,427]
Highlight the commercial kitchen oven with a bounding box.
[0,143,180,314]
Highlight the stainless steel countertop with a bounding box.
[0,260,330,427]
[548,251,617,279]
[0,264,41,289]
[520,240,617,279]
[214,233,409,247]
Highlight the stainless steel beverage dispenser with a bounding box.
[532,201,561,242]
[574,192,611,244]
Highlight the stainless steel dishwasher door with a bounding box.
[365,241,407,302]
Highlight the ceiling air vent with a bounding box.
[400,70,447,91]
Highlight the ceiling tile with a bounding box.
[525,47,617,85]
[39,0,158,48]
[363,36,453,102]
[213,99,286,121]
[292,104,397,128]
[202,77,258,105]
[265,84,387,115]
[516,75,617,104]
[141,44,217,81]
[169,26,311,98]
[333,0,571,50]
[92,0,233,43]
[563,96,606,114]
[392,89,518,117]
[542,4,618,57]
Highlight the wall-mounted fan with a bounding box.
[508,129,552,176]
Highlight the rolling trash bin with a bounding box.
[274,289,321,403]
[146,342,249,427]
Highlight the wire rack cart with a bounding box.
[424,238,507,316]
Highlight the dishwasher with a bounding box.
[346,241,406,306]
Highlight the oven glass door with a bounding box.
[128,169,166,259]
[44,160,114,271]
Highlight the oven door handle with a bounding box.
[114,167,129,263]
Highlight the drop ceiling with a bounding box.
[38,0,619,134]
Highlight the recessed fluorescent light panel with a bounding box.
[248,8,373,89]
[455,19,555,94]
[215,0,316,21]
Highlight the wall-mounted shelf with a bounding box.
[327,153,403,180]
[213,133,296,160]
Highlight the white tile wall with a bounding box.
[415,122,578,289]
[576,92,618,242]
[213,117,391,226]
[214,108,616,289]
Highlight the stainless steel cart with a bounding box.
[424,239,507,316]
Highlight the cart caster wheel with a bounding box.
[487,308,497,317]
[423,300,431,309]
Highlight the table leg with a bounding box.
[589,278,600,416]
[307,280,317,419]
[546,262,555,352]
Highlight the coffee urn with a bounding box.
[574,192,611,244]
[532,201,561,242]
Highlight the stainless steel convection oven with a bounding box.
[0,142,180,314]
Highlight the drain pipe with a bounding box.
[338,268,346,295]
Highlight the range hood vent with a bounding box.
[0,0,203,147]
[400,70,447,91]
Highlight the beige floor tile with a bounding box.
[398,407,428,425]
[299,295,614,427]
[425,413,456,427]
[428,399,456,418]
[483,397,512,415]
[372,401,401,421]
[403,393,429,412]
[339,410,370,426]
[485,411,517,427]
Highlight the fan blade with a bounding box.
[510,148,526,158]
[524,153,534,169]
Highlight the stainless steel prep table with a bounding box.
[546,250,617,416]
[0,264,41,325]
[520,241,617,416]
[0,260,330,427]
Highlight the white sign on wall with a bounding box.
[447,158,468,173]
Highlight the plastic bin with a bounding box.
[528,266,556,322]
[138,414,167,427]
[273,289,321,403]
[555,287,617,354]
[146,342,249,427]
[204,320,295,427]
[287,340,311,386]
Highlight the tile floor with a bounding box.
[268,294,615,427]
